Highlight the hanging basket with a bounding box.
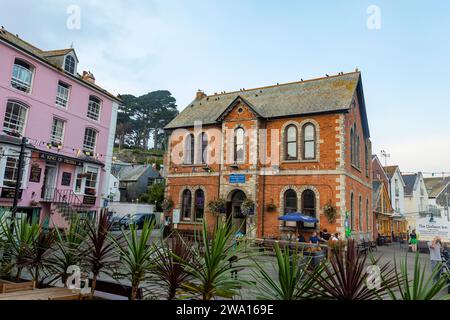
[208,199,227,215]
[241,199,255,216]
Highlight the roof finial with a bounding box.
[70,42,74,49]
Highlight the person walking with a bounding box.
[428,236,443,283]
[409,229,418,252]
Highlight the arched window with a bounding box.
[181,189,192,220]
[365,142,369,177]
[234,128,245,163]
[284,189,298,214]
[194,189,205,221]
[184,134,194,164]
[11,59,34,93]
[359,196,363,231]
[302,189,316,217]
[285,125,297,160]
[366,199,370,231]
[350,192,354,230]
[64,55,76,74]
[350,127,354,165]
[87,96,101,121]
[200,132,208,164]
[3,100,28,136]
[303,123,316,160]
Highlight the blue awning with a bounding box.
[278,212,319,223]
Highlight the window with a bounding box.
[83,128,97,152]
[75,172,83,193]
[234,128,245,163]
[87,96,101,121]
[303,123,316,160]
[350,193,354,230]
[3,101,28,136]
[84,167,99,196]
[201,132,208,164]
[301,189,316,217]
[11,59,33,93]
[285,125,297,160]
[395,179,399,197]
[181,189,192,220]
[366,199,370,231]
[359,196,363,231]
[284,189,298,214]
[50,118,65,145]
[184,134,194,165]
[194,189,205,221]
[64,55,76,74]
[56,82,70,108]
[3,157,21,188]
[365,143,369,177]
[350,127,354,164]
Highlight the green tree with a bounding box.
[140,182,165,211]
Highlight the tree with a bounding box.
[140,182,165,211]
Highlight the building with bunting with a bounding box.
[0,28,120,227]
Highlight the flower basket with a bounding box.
[266,203,277,213]
[241,199,255,216]
[162,198,174,212]
[208,198,227,215]
[323,201,337,224]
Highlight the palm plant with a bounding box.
[85,210,117,295]
[111,219,155,300]
[386,252,450,300]
[313,239,397,300]
[47,217,88,285]
[17,226,56,287]
[149,233,194,300]
[182,219,253,300]
[252,243,321,300]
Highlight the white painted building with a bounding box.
[402,172,429,231]
[383,166,406,215]
[107,173,120,202]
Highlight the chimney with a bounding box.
[82,71,96,84]
[196,90,207,100]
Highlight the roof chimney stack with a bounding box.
[196,90,206,100]
[82,71,96,84]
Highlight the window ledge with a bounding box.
[351,164,362,172]
[181,164,208,168]
[177,221,202,225]
[281,159,319,164]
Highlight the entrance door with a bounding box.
[41,165,57,200]
[229,190,247,235]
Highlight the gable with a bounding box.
[218,96,261,122]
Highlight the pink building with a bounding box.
[0,28,120,228]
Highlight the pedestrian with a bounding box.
[428,236,443,283]
[409,229,418,252]
[320,228,331,242]
[309,232,319,244]
[331,232,340,241]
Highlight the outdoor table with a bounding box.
[0,287,77,300]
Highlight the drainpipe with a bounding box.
[261,120,267,238]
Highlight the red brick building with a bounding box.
[164,71,373,240]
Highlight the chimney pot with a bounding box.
[82,70,96,84]
[196,90,206,100]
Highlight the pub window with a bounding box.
[184,134,194,164]
[84,167,99,196]
[194,189,205,221]
[181,189,192,220]
[50,118,65,146]
[302,123,316,160]
[11,58,34,93]
[285,125,298,160]
[56,82,70,108]
[284,189,298,214]
[83,128,97,152]
[301,189,316,217]
[87,96,101,121]
[234,127,245,163]
[3,157,22,188]
[3,100,28,136]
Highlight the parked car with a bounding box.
[110,215,130,231]
[127,213,156,230]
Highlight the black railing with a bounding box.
[49,189,86,222]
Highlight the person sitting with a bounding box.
[298,233,306,243]
[320,229,331,242]
[309,232,320,244]
[331,232,340,241]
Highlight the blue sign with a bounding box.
[229,174,246,184]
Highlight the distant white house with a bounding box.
[383,166,406,215]
[108,173,120,202]
[402,172,429,230]
[424,177,450,220]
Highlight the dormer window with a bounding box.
[11,59,34,93]
[64,55,76,74]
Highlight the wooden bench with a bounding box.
[47,293,82,301]
[0,280,35,293]
[356,241,369,254]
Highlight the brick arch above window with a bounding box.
[280,121,300,162]
[178,185,208,222]
[279,185,302,216]
[299,119,320,162]
[298,185,321,218]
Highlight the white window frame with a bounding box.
[87,96,101,121]
[11,59,34,94]
[50,117,65,145]
[83,127,97,152]
[64,55,76,75]
[56,82,70,108]
[0,146,30,189]
[73,165,100,196]
[3,100,28,136]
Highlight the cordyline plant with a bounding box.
[85,210,117,295]
[312,239,398,300]
[47,217,89,286]
[149,233,194,300]
[111,219,155,300]
[17,225,56,287]
[182,218,253,300]
[252,243,322,300]
[386,252,450,300]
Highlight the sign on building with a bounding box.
[417,216,450,240]
[173,209,180,224]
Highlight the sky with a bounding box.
[1,0,449,174]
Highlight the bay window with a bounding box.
[74,166,99,196]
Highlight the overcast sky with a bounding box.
[1,0,449,174]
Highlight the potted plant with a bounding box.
[323,201,337,224]
[162,198,174,212]
[241,199,255,216]
[207,199,227,215]
[266,203,277,213]
[30,200,39,207]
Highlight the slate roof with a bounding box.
[165,72,368,135]
[424,177,450,198]
[0,28,121,103]
[111,163,161,182]
[402,174,418,196]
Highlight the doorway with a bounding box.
[41,164,58,200]
[226,190,247,235]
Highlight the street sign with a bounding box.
[173,209,180,224]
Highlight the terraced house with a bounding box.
[0,28,120,227]
[164,71,373,240]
